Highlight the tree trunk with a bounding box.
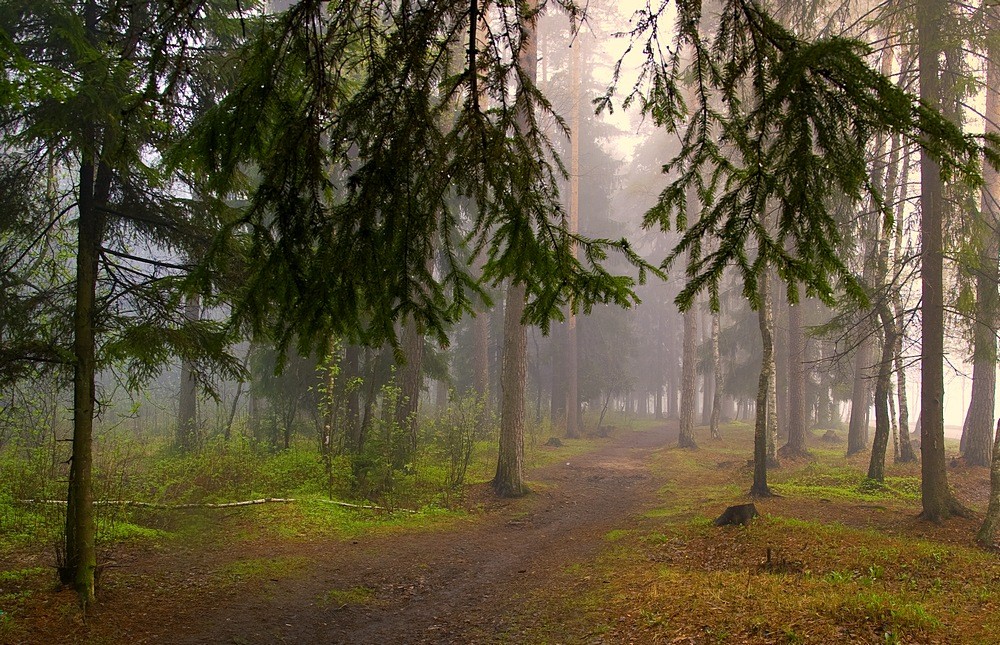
[868,305,897,481]
[395,317,424,464]
[494,282,528,497]
[961,21,1000,467]
[751,275,774,497]
[177,294,200,451]
[344,344,362,451]
[847,338,872,456]
[493,0,536,496]
[892,143,917,462]
[918,0,963,520]
[565,308,579,437]
[64,131,111,608]
[782,300,807,456]
[976,420,1000,545]
[710,310,722,439]
[679,304,699,449]
[549,319,566,423]
[565,34,580,439]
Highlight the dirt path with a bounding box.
[137,424,675,644]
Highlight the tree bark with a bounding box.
[782,300,807,456]
[64,87,112,607]
[961,19,1000,467]
[493,0,536,497]
[565,34,580,439]
[892,143,917,463]
[868,305,897,481]
[679,303,699,449]
[847,337,872,456]
[395,317,424,464]
[177,295,200,451]
[751,275,774,497]
[710,310,722,439]
[494,282,528,497]
[918,0,963,520]
[977,420,1000,545]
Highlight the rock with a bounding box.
[544,437,563,447]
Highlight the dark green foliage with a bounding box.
[605,0,985,312]
[175,1,656,356]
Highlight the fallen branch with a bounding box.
[19,498,414,512]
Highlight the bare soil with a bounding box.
[12,424,675,644]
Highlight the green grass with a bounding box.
[215,556,310,585]
[319,586,376,607]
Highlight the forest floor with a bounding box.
[4,422,1000,644]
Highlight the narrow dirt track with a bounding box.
[151,424,676,644]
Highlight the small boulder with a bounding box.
[544,437,563,447]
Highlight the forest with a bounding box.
[3,0,1000,642]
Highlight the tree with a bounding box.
[493,0,538,498]
[781,299,808,456]
[917,0,967,522]
[752,274,775,497]
[0,0,250,606]
[960,8,1000,468]
[679,301,699,449]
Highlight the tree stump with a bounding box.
[714,503,759,526]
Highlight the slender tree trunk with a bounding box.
[847,338,872,455]
[177,295,200,451]
[868,305,897,481]
[782,300,807,456]
[710,310,722,439]
[961,23,1000,467]
[767,339,779,467]
[893,143,917,462]
[977,420,1000,545]
[344,344,361,451]
[565,32,580,440]
[549,320,566,423]
[701,310,712,426]
[751,274,775,497]
[679,303,699,449]
[64,128,111,608]
[918,0,963,520]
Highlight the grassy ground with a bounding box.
[0,414,617,641]
[519,422,1000,644]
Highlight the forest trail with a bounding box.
[140,424,675,644]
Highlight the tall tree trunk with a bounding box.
[493,0,536,496]
[893,143,917,463]
[64,107,111,608]
[847,338,872,455]
[494,282,528,497]
[868,305,897,481]
[395,317,424,464]
[344,344,362,451]
[918,0,963,520]
[961,22,1000,467]
[710,310,722,439]
[977,420,1000,545]
[549,320,566,423]
[565,32,580,440]
[701,310,712,426]
[177,295,200,451]
[782,299,807,456]
[752,274,775,497]
[679,304,699,449]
